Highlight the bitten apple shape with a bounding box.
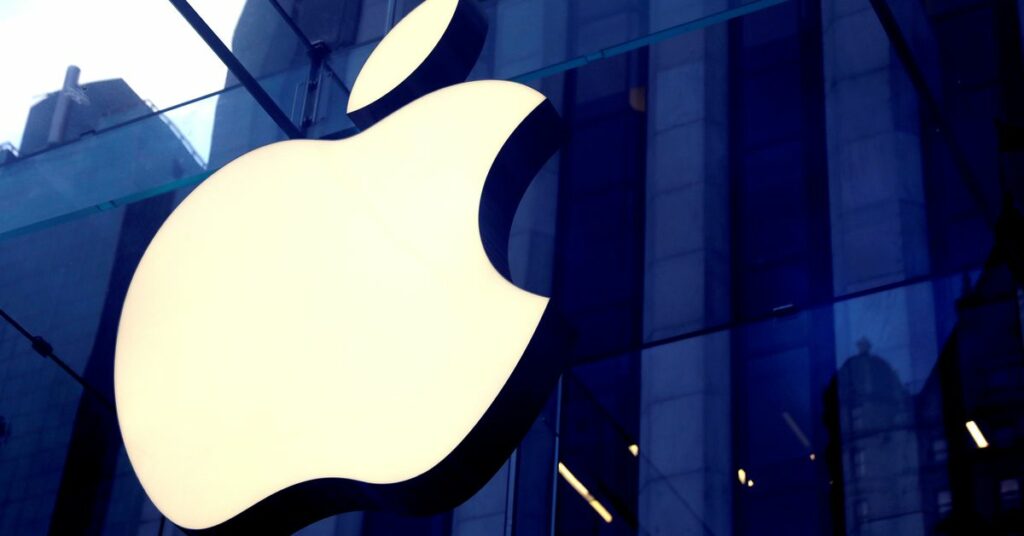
[114,0,567,533]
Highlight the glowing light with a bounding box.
[628,444,639,457]
[747,479,755,488]
[116,80,551,529]
[965,421,989,449]
[737,469,747,485]
[115,0,562,529]
[558,462,613,523]
[809,453,816,461]
[347,0,458,113]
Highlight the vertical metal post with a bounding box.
[504,449,518,536]
[548,375,563,536]
[297,42,329,136]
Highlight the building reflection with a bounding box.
[825,203,1024,536]
[825,338,925,535]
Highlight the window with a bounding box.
[937,490,953,516]
[999,479,1021,511]
[853,449,867,477]
[932,439,947,462]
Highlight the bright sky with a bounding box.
[0,0,248,162]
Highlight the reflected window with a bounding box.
[937,490,953,516]
[931,438,948,462]
[851,405,865,430]
[1000,479,1021,511]
[856,500,869,522]
[853,449,867,477]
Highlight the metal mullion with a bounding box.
[266,0,352,96]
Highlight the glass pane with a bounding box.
[3,0,1001,350]
[325,0,785,95]
[0,85,286,240]
[560,262,1023,535]
[0,193,179,534]
[2,0,1021,534]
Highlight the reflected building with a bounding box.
[0,67,203,534]
[824,339,925,536]
[826,205,1024,536]
[929,256,1024,534]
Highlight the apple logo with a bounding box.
[114,0,570,533]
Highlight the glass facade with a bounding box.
[1,0,1022,534]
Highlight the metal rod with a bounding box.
[504,449,517,536]
[267,0,314,49]
[868,0,996,228]
[0,307,116,413]
[168,0,302,139]
[511,0,789,84]
[548,376,562,536]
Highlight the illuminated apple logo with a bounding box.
[114,0,568,533]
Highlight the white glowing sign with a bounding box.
[114,0,565,532]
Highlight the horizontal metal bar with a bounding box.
[511,0,790,83]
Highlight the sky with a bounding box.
[0,0,248,162]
